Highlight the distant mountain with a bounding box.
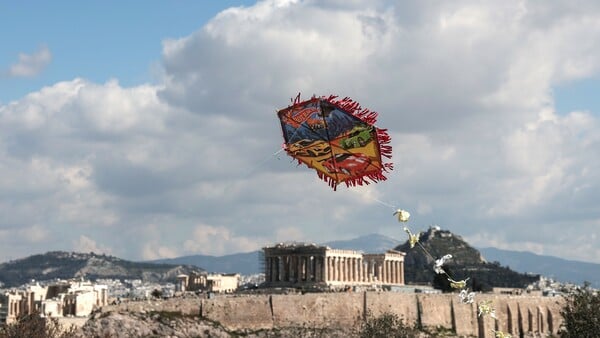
[152,251,263,276]
[150,232,594,289]
[0,251,204,288]
[395,227,539,290]
[152,234,402,274]
[479,247,600,289]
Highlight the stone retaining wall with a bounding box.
[199,292,563,337]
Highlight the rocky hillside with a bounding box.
[80,310,353,338]
[0,251,204,287]
[395,227,539,290]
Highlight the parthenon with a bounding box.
[263,243,405,287]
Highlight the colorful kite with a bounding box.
[277,95,392,190]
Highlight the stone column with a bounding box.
[324,257,329,282]
[302,256,307,281]
[400,261,404,284]
[331,257,337,281]
[339,257,344,282]
[265,257,273,282]
[297,256,302,282]
[330,256,337,282]
[359,258,363,282]
[346,257,351,282]
[287,256,293,282]
[383,260,388,284]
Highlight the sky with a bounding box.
[1,0,599,265]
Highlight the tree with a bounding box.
[151,288,163,299]
[0,312,79,338]
[359,311,417,338]
[560,282,600,338]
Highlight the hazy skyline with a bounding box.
[1,0,599,264]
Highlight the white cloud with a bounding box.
[73,235,113,255]
[141,243,180,261]
[183,224,263,256]
[6,45,52,77]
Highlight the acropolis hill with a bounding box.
[0,230,580,337]
[80,231,564,338]
[86,292,563,337]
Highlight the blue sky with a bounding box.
[0,1,255,103]
[554,77,600,116]
[0,1,599,265]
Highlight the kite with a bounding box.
[494,331,512,338]
[458,289,475,304]
[434,254,452,274]
[448,277,469,289]
[478,300,497,319]
[394,209,411,222]
[277,94,392,190]
[403,226,420,248]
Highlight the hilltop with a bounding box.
[395,227,539,290]
[0,251,204,288]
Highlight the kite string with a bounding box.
[221,147,287,195]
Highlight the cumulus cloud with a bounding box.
[183,224,262,256]
[6,45,52,77]
[1,0,600,264]
[73,235,113,255]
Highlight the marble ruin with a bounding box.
[177,272,240,293]
[263,243,405,287]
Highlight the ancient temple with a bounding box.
[262,243,405,287]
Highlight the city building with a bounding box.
[0,279,108,324]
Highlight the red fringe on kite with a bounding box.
[277,94,393,190]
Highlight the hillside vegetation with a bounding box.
[0,251,204,287]
[395,227,539,290]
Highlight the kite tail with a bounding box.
[376,128,393,161]
[325,96,378,125]
[317,171,338,191]
[343,172,390,188]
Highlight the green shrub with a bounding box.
[560,282,600,338]
[359,311,418,338]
